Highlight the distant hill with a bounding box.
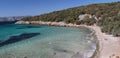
[21,2,120,37]
[0,16,26,24]
[0,16,25,22]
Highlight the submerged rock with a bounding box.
[0,33,40,47]
[0,40,2,43]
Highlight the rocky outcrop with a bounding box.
[78,14,92,20]
[15,21,30,24]
[78,14,100,21]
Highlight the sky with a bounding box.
[0,0,120,17]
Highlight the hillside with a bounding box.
[21,2,120,37]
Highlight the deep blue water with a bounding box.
[0,21,17,25]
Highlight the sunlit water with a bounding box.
[0,24,97,58]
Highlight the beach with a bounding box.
[86,25,120,58]
[15,21,120,58]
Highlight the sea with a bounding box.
[0,23,97,58]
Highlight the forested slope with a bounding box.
[21,2,120,37]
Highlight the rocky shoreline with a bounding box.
[15,21,80,27]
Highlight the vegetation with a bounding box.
[76,17,96,25]
[21,2,120,37]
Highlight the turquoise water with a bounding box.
[0,24,96,58]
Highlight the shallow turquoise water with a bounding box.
[0,24,96,58]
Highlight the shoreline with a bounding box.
[15,21,120,58]
[86,25,120,58]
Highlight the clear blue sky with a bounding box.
[0,0,119,17]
